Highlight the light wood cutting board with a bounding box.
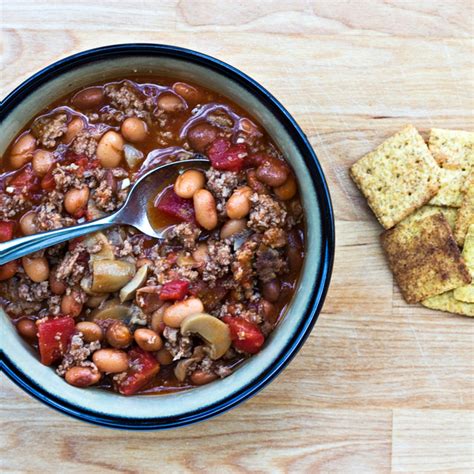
[1,1,473,472]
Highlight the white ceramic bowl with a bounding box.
[0,44,334,429]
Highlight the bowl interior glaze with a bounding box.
[1,45,333,428]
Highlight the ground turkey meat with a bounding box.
[248,193,287,232]
[53,164,82,192]
[55,245,88,284]
[31,113,68,149]
[262,227,287,248]
[35,193,75,231]
[104,82,153,120]
[56,333,101,376]
[0,192,28,219]
[232,236,259,298]
[202,240,233,283]
[166,223,201,249]
[163,326,193,360]
[205,168,242,216]
[255,244,286,282]
[70,130,98,158]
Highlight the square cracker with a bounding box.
[454,173,474,246]
[453,224,474,303]
[351,125,440,229]
[422,291,474,317]
[428,128,474,207]
[401,204,457,230]
[381,213,471,304]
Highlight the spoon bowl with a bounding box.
[0,158,209,265]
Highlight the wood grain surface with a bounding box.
[1,1,473,473]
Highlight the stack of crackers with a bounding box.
[350,125,473,316]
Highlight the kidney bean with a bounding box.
[155,348,173,365]
[173,82,200,103]
[157,93,186,113]
[262,279,281,303]
[274,175,297,200]
[49,267,67,295]
[61,292,83,318]
[0,261,18,281]
[246,169,268,194]
[17,318,37,340]
[187,123,218,152]
[256,159,289,187]
[71,87,105,110]
[190,370,218,385]
[65,366,101,387]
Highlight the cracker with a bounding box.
[381,213,471,304]
[428,128,474,207]
[402,205,458,230]
[422,291,474,317]
[351,125,440,229]
[454,173,474,246]
[453,224,474,303]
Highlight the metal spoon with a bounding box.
[0,158,209,265]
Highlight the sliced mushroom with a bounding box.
[180,313,231,360]
[84,232,115,261]
[123,144,144,168]
[89,298,132,321]
[91,259,135,293]
[85,294,108,308]
[80,274,101,296]
[174,358,196,382]
[119,264,149,303]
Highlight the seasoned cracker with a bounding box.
[422,291,474,317]
[453,224,474,303]
[402,205,457,230]
[351,125,440,229]
[381,213,471,304]
[428,128,474,207]
[454,174,474,246]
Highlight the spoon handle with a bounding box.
[0,213,118,265]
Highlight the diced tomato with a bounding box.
[9,166,40,192]
[0,260,18,281]
[159,280,189,301]
[155,186,195,223]
[0,221,15,242]
[117,347,160,396]
[208,138,248,172]
[37,316,76,366]
[40,170,56,191]
[222,316,265,354]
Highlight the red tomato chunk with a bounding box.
[155,186,195,223]
[9,166,40,192]
[208,138,248,172]
[0,221,15,242]
[117,348,160,396]
[37,316,76,366]
[222,316,265,354]
[40,170,56,191]
[160,280,189,301]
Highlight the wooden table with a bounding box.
[2,2,473,472]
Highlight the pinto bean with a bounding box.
[17,318,37,340]
[187,123,218,152]
[10,133,36,169]
[246,169,268,194]
[64,186,89,215]
[274,175,297,200]
[64,116,84,143]
[190,370,218,386]
[193,189,218,230]
[96,131,124,168]
[121,117,148,143]
[22,256,49,282]
[151,303,170,334]
[106,321,132,348]
[61,292,83,317]
[92,349,129,373]
[163,297,204,328]
[262,279,281,303]
[174,169,205,198]
[71,87,105,110]
[76,321,103,343]
[226,186,252,219]
[156,348,173,365]
[0,261,18,281]
[157,93,186,113]
[20,211,37,236]
[134,328,163,351]
[65,366,101,387]
[220,219,247,240]
[173,82,200,103]
[256,159,288,187]
[32,150,54,176]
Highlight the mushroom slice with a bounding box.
[89,298,132,321]
[119,265,149,303]
[84,232,115,261]
[180,313,231,360]
[91,259,135,293]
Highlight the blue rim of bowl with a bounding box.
[0,43,335,430]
